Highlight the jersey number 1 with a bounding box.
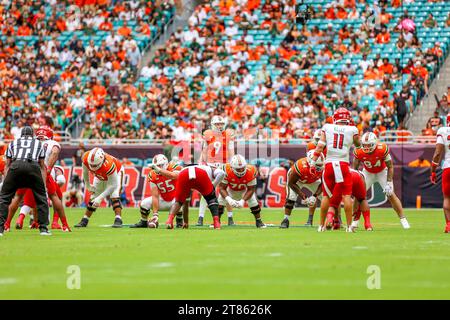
[333,133,344,149]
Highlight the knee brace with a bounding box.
[140,206,150,218]
[204,192,219,217]
[284,199,295,210]
[111,198,122,211]
[87,201,97,213]
[250,205,261,216]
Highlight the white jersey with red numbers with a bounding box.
[322,123,359,163]
[41,139,61,168]
[436,127,450,169]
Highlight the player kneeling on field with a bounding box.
[218,155,266,228]
[281,151,324,228]
[131,155,188,229]
[75,148,124,228]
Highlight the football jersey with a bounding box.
[307,141,327,156]
[353,143,391,174]
[148,162,182,201]
[292,157,322,184]
[322,123,359,163]
[203,129,235,163]
[223,164,257,191]
[436,127,450,169]
[51,165,64,180]
[82,152,122,181]
[41,139,61,168]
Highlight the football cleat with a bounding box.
[196,216,204,226]
[30,221,39,229]
[346,226,356,233]
[213,216,221,230]
[256,219,266,229]
[39,227,52,236]
[445,222,450,233]
[317,225,326,232]
[364,221,373,231]
[112,217,123,228]
[400,217,410,229]
[351,220,359,229]
[325,212,334,230]
[16,214,25,229]
[4,223,10,232]
[228,217,235,226]
[74,218,89,228]
[182,223,189,229]
[62,224,72,232]
[280,218,290,229]
[130,220,148,228]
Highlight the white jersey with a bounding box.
[183,164,225,186]
[322,123,359,163]
[436,127,450,169]
[41,139,61,168]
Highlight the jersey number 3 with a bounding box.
[333,133,344,149]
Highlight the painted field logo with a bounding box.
[366,265,381,290]
[66,265,81,290]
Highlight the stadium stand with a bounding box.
[0,0,449,143]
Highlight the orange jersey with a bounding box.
[147,162,182,202]
[353,143,390,174]
[292,157,322,184]
[82,152,122,181]
[307,141,327,156]
[223,163,257,191]
[0,155,5,175]
[203,129,235,163]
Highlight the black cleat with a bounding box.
[176,215,183,228]
[228,217,235,226]
[304,221,313,227]
[112,217,123,228]
[74,217,89,228]
[280,218,289,229]
[256,219,267,229]
[196,216,204,226]
[130,219,148,228]
[39,227,52,236]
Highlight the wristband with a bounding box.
[431,161,439,169]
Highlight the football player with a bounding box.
[430,113,450,233]
[218,154,266,228]
[281,150,324,228]
[310,108,361,232]
[328,169,372,231]
[353,132,410,229]
[130,154,188,229]
[166,164,225,229]
[197,115,235,226]
[75,147,124,228]
[307,129,327,156]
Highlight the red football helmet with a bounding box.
[333,108,351,124]
[35,126,54,140]
[447,113,450,126]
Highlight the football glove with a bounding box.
[430,172,437,184]
[225,196,239,208]
[383,181,394,197]
[305,196,317,207]
[91,196,103,207]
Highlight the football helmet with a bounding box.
[87,147,105,171]
[35,126,54,140]
[152,154,169,170]
[361,132,377,153]
[306,150,324,172]
[211,115,226,132]
[230,154,247,177]
[333,107,351,124]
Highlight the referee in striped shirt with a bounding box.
[0,126,50,236]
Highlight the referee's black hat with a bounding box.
[21,126,34,137]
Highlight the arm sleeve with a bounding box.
[212,168,225,188]
[436,134,444,145]
[98,171,119,199]
[82,164,91,186]
[6,142,13,159]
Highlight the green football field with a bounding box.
[0,207,449,300]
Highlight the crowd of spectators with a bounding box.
[0,0,449,143]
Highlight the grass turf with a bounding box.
[0,208,449,300]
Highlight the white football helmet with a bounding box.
[211,115,226,132]
[313,129,322,143]
[361,132,377,153]
[306,150,324,172]
[230,154,247,177]
[87,147,105,171]
[152,154,169,170]
[56,174,66,187]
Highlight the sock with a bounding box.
[362,210,370,223]
[227,211,233,218]
[20,206,31,216]
[83,215,90,219]
[115,215,122,220]
[284,214,290,220]
[353,209,361,221]
[60,215,68,225]
[52,213,60,224]
[199,197,207,218]
[307,214,313,223]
